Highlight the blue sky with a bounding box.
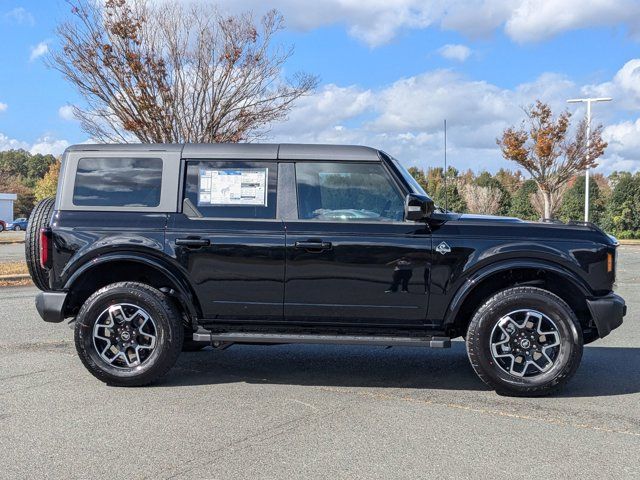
[1,0,640,173]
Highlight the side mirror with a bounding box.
[404,193,435,221]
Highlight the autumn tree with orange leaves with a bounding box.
[497,101,607,219]
[49,0,317,143]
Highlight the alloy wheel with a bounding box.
[92,303,158,368]
[489,309,561,378]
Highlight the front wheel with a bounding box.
[466,286,583,397]
[74,282,184,386]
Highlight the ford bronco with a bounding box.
[27,143,626,396]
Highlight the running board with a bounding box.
[192,331,451,348]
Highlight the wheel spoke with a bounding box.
[92,303,158,370]
[489,309,562,379]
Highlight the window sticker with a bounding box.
[198,168,268,206]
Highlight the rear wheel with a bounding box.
[74,282,184,386]
[25,197,56,291]
[466,286,583,396]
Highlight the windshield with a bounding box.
[389,156,428,197]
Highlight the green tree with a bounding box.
[0,149,57,187]
[602,172,640,238]
[509,179,538,220]
[410,166,466,212]
[558,176,605,225]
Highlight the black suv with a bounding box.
[27,143,626,396]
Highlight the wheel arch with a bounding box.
[62,253,201,324]
[443,259,594,338]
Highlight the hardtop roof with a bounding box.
[64,143,382,161]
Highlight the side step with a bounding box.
[192,331,451,348]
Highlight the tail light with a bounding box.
[40,228,51,269]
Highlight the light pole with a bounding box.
[566,97,612,222]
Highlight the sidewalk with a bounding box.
[0,231,25,244]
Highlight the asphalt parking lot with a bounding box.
[0,247,638,479]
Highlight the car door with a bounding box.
[166,159,285,322]
[283,160,432,327]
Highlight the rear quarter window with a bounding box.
[73,157,163,207]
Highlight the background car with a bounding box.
[6,218,28,231]
[0,220,5,232]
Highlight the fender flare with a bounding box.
[443,258,592,327]
[63,252,201,319]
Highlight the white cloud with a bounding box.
[0,102,7,113]
[0,133,29,152]
[30,136,70,156]
[58,105,76,121]
[438,44,472,62]
[270,60,640,174]
[505,0,640,43]
[29,41,49,62]
[0,133,69,156]
[603,119,640,161]
[583,59,640,112]
[208,0,640,46]
[2,7,35,26]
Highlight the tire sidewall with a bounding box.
[470,289,582,391]
[75,285,179,383]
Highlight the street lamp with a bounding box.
[566,97,612,222]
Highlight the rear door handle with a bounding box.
[176,237,210,248]
[295,241,332,251]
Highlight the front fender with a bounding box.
[443,258,592,327]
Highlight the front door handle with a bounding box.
[176,237,210,248]
[295,240,332,252]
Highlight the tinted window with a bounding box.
[296,162,404,222]
[184,161,277,219]
[73,157,163,207]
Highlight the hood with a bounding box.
[457,213,524,223]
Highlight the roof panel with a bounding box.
[63,143,382,161]
[182,143,278,159]
[65,143,183,153]
[278,143,380,161]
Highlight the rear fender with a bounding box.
[63,252,201,320]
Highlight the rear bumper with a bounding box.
[586,293,626,339]
[35,291,68,323]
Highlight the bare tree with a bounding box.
[461,184,502,215]
[497,101,607,219]
[530,184,567,219]
[49,0,318,143]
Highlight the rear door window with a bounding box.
[73,157,163,207]
[183,161,277,219]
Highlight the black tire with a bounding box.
[74,282,184,387]
[466,286,583,397]
[0,222,4,232]
[25,197,56,291]
[15,225,21,231]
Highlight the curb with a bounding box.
[0,241,25,245]
[0,274,30,281]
